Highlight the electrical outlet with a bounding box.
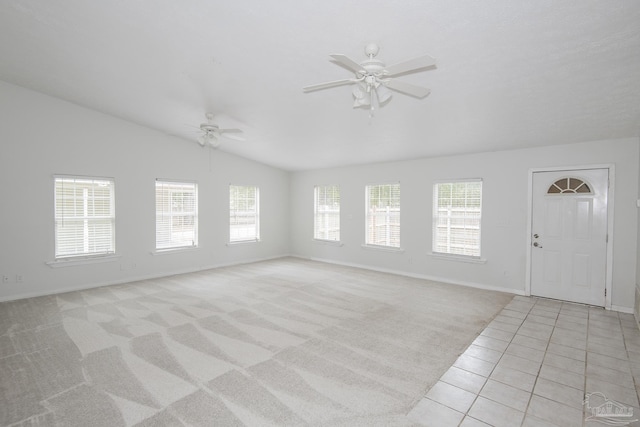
[16,275,23,283]
[2,275,9,284]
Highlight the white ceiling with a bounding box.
[1,1,639,171]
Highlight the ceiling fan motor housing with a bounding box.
[200,124,219,133]
[360,59,385,77]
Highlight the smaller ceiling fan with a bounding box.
[196,112,244,148]
[303,43,436,111]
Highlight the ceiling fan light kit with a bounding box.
[303,43,436,112]
[198,132,221,148]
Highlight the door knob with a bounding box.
[533,242,542,248]
[533,234,539,239]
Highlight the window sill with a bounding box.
[47,254,121,268]
[427,252,487,264]
[313,239,343,247]
[227,239,261,246]
[361,244,405,253]
[151,246,199,256]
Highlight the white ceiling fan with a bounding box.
[196,112,245,148]
[303,43,436,111]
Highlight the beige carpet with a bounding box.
[0,257,513,426]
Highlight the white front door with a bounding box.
[530,169,608,306]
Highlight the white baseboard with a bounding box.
[293,256,640,314]
[611,305,634,314]
[0,253,292,303]
[295,255,526,296]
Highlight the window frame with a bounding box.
[155,179,199,251]
[364,182,401,249]
[53,175,116,260]
[432,179,483,259]
[314,185,341,242]
[229,184,260,243]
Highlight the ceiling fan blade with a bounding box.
[384,54,436,76]
[303,79,356,92]
[222,133,245,142]
[329,54,365,74]
[219,128,245,141]
[384,79,431,98]
[224,135,245,142]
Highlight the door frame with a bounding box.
[525,164,615,309]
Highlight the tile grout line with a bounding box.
[469,297,584,427]
[517,298,555,427]
[583,307,592,427]
[440,296,537,426]
[621,313,640,409]
[485,298,536,426]
[418,296,635,427]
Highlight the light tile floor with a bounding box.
[407,296,640,427]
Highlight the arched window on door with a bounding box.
[547,177,592,194]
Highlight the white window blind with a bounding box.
[365,183,400,248]
[433,180,482,257]
[230,185,259,242]
[54,176,115,259]
[314,185,340,241]
[155,180,198,250]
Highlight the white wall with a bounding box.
[636,145,640,323]
[2,79,639,312]
[0,81,290,301]
[290,138,640,311]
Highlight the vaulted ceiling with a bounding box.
[1,0,639,171]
